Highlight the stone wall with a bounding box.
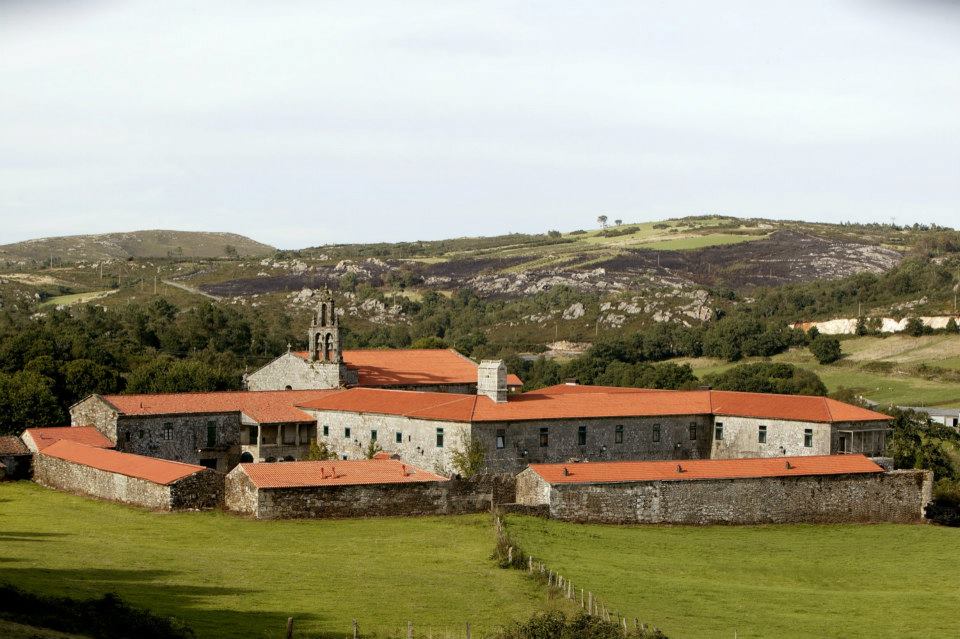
[226,470,515,519]
[33,452,222,510]
[245,352,345,390]
[70,395,120,442]
[475,415,714,474]
[710,417,831,458]
[527,470,932,525]
[114,413,241,471]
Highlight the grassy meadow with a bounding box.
[504,515,960,639]
[0,483,553,639]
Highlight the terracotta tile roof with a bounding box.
[0,435,29,456]
[299,385,888,424]
[102,389,336,424]
[40,440,207,485]
[237,458,447,489]
[529,454,884,485]
[22,426,114,451]
[293,348,524,387]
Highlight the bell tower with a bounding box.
[308,290,341,363]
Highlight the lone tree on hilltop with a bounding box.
[614,219,623,226]
[809,335,842,365]
[597,215,608,229]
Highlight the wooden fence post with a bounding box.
[352,618,358,639]
[507,546,513,564]
[285,617,294,639]
[580,588,584,608]
[407,621,413,639]
[587,591,593,615]
[466,622,471,639]
[528,556,533,573]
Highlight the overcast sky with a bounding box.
[1,0,958,248]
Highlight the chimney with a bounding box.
[477,360,508,403]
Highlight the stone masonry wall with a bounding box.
[226,471,515,519]
[115,413,241,471]
[70,395,120,442]
[710,417,832,458]
[245,353,343,390]
[33,453,174,509]
[475,415,714,474]
[169,469,225,509]
[544,470,932,525]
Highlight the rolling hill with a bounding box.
[0,230,274,264]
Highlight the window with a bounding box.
[577,426,587,446]
[322,424,329,436]
[652,425,660,443]
[714,422,724,440]
[804,428,813,448]
[206,424,217,448]
[163,423,173,441]
[124,431,131,443]
[614,425,624,444]
[539,427,549,447]
[396,431,403,444]
[282,425,296,445]
[344,427,351,439]
[758,425,767,444]
[299,424,312,443]
[689,423,697,441]
[249,425,259,443]
[496,429,506,449]
[370,429,378,442]
[436,428,444,448]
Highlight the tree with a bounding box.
[0,371,65,434]
[904,317,926,337]
[61,359,123,405]
[614,219,623,227]
[809,335,842,365]
[223,244,238,258]
[305,439,337,461]
[704,363,827,396]
[946,317,959,334]
[597,215,608,229]
[363,438,384,459]
[450,432,485,478]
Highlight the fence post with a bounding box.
[285,617,294,639]
[528,556,533,573]
[588,592,593,615]
[407,621,413,639]
[466,622,471,639]
[622,617,627,635]
[508,546,513,564]
[580,588,584,608]
[352,618,358,639]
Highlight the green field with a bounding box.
[39,290,116,307]
[504,515,960,639]
[0,483,552,639]
[674,334,960,408]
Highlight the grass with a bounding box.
[0,620,88,639]
[675,335,960,407]
[631,233,760,251]
[0,482,552,639]
[504,515,960,639]
[39,290,116,307]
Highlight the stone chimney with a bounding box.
[478,360,508,403]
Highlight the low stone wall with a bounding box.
[543,470,932,525]
[33,453,223,511]
[227,472,515,519]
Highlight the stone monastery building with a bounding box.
[69,295,892,474]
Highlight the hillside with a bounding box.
[0,230,274,264]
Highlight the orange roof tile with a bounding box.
[102,389,335,424]
[299,385,887,424]
[238,458,447,489]
[22,426,114,451]
[40,440,207,485]
[293,348,524,387]
[529,454,884,485]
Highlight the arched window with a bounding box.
[324,333,333,361]
[320,304,328,326]
[239,451,254,463]
[314,333,323,360]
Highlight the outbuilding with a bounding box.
[33,439,223,510]
[0,435,32,480]
[516,455,932,525]
[225,458,504,519]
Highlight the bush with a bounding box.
[704,363,827,396]
[809,335,842,364]
[926,480,960,526]
[497,611,667,639]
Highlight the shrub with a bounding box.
[926,480,960,526]
[704,363,827,396]
[497,611,667,639]
[809,335,842,364]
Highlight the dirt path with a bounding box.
[161,279,221,301]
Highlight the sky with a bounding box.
[1,0,958,249]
